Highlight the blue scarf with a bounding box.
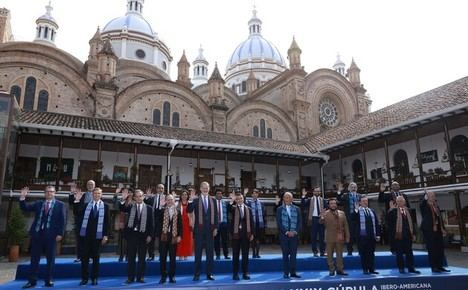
[281,205,298,232]
[80,201,105,239]
[359,207,376,237]
[349,192,360,213]
[250,199,264,228]
[35,199,56,232]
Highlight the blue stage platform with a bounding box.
[14,251,434,279]
[4,252,467,290]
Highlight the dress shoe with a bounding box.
[256,255,261,258]
[363,270,370,275]
[399,269,406,274]
[22,282,36,289]
[224,256,231,259]
[216,256,221,260]
[439,267,451,272]
[313,253,319,257]
[290,273,301,278]
[159,277,166,284]
[147,257,155,261]
[169,277,176,283]
[44,281,54,287]
[123,279,134,284]
[337,271,348,276]
[432,268,441,273]
[137,278,145,283]
[91,279,98,285]
[283,274,290,279]
[243,274,251,280]
[206,274,215,280]
[320,253,326,257]
[347,252,353,256]
[79,280,88,286]
[233,274,240,280]
[74,258,81,263]
[408,269,421,274]
[193,275,200,281]
[370,271,379,275]
[329,271,335,276]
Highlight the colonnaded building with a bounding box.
[0,1,467,252]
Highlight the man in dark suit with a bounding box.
[247,189,266,258]
[73,187,110,286]
[214,189,231,260]
[378,182,411,253]
[387,196,420,274]
[337,182,361,256]
[69,180,95,263]
[276,192,302,279]
[231,193,254,280]
[301,187,326,257]
[144,184,165,261]
[157,194,182,284]
[187,181,218,281]
[19,186,66,289]
[420,191,450,273]
[351,195,380,274]
[120,189,154,284]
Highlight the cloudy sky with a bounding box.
[3,0,468,111]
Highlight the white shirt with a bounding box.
[286,205,291,217]
[312,196,320,217]
[239,204,244,218]
[217,200,223,221]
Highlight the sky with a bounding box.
[3,0,468,111]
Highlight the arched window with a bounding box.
[162,101,171,126]
[172,112,180,127]
[393,149,409,177]
[24,77,36,111]
[241,81,247,93]
[37,90,49,112]
[451,135,468,175]
[153,109,161,125]
[10,85,21,105]
[260,119,266,138]
[352,159,364,182]
[267,128,272,139]
[253,126,259,137]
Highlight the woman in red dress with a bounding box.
[176,190,193,260]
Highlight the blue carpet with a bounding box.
[3,268,468,290]
[15,251,433,280]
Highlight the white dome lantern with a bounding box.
[101,0,172,77]
[225,7,287,96]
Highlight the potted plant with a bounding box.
[7,204,28,262]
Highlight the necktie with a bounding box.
[240,205,244,219]
[156,194,160,209]
[93,202,98,218]
[45,201,50,215]
[255,201,259,225]
[137,204,141,217]
[315,197,320,215]
[204,197,208,213]
[218,200,222,222]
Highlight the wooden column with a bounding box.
[275,158,280,191]
[11,133,22,190]
[454,191,467,245]
[132,144,138,188]
[361,143,368,193]
[196,151,201,189]
[95,140,102,186]
[55,136,64,189]
[251,155,255,191]
[298,159,303,191]
[414,129,425,187]
[224,152,229,194]
[384,137,392,183]
[443,120,456,183]
[339,152,343,183]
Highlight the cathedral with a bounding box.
[0,1,467,247]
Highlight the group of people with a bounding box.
[17,179,450,288]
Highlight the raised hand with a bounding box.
[229,191,236,202]
[70,184,77,194]
[380,183,386,192]
[115,185,122,195]
[74,188,83,201]
[301,188,307,198]
[275,195,281,205]
[189,189,196,200]
[244,187,249,195]
[20,187,29,200]
[145,187,153,197]
[121,188,129,201]
[337,182,344,193]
